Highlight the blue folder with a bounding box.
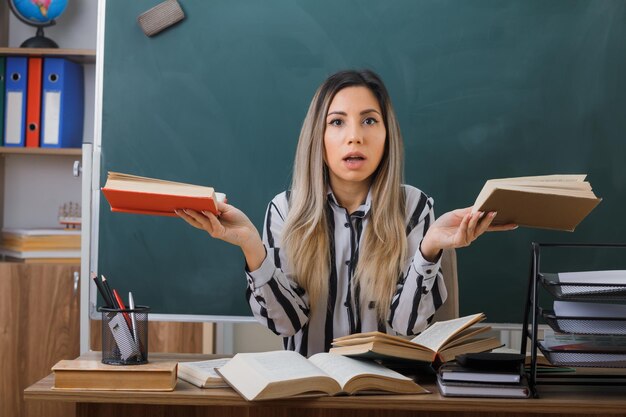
[0,57,6,145]
[3,57,28,147]
[41,58,84,148]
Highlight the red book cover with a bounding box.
[101,188,221,217]
[25,57,43,148]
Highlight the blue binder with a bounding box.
[0,57,6,145]
[3,57,28,147]
[41,58,84,148]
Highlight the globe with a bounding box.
[8,0,69,48]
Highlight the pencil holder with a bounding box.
[100,306,150,365]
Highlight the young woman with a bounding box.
[177,70,515,356]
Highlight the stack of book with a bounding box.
[436,355,530,398]
[0,228,80,263]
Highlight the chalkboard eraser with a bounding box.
[137,0,185,37]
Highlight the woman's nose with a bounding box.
[347,126,363,144]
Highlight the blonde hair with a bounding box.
[282,70,407,322]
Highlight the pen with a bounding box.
[128,292,139,343]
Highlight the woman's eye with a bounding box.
[363,117,378,125]
[329,119,343,126]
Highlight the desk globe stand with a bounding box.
[8,0,62,48]
[20,26,59,48]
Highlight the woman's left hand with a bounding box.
[420,207,517,261]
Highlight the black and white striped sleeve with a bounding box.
[387,189,448,336]
[245,195,310,336]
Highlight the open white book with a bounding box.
[216,351,428,401]
[178,358,230,388]
[472,174,601,231]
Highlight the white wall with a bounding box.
[4,0,98,229]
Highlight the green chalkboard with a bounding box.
[99,0,626,322]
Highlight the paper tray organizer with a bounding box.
[537,343,626,368]
[520,243,626,397]
[539,273,626,301]
[540,308,626,335]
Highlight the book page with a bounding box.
[309,353,411,389]
[411,313,484,352]
[179,358,230,380]
[241,351,330,383]
[105,177,216,197]
[494,185,596,198]
[486,174,587,183]
[473,174,591,210]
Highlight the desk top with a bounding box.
[24,352,626,415]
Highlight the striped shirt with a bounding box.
[245,185,447,357]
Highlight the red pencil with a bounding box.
[112,289,133,331]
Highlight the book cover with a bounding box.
[438,362,522,384]
[472,174,601,231]
[436,374,530,398]
[101,172,226,217]
[52,358,177,391]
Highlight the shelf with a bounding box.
[0,47,96,64]
[0,147,82,156]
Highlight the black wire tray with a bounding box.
[538,342,626,368]
[541,308,626,335]
[540,273,626,301]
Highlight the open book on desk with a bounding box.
[329,313,501,363]
[472,174,601,231]
[178,358,230,388]
[216,350,428,401]
[101,171,226,217]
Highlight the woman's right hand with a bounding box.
[176,202,266,270]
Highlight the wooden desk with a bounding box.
[25,353,626,417]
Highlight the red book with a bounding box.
[25,57,43,148]
[101,172,226,217]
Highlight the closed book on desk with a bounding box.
[41,57,84,148]
[439,362,522,384]
[472,174,601,231]
[4,57,28,147]
[52,358,177,391]
[436,374,530,398]
[102,171,226,217]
